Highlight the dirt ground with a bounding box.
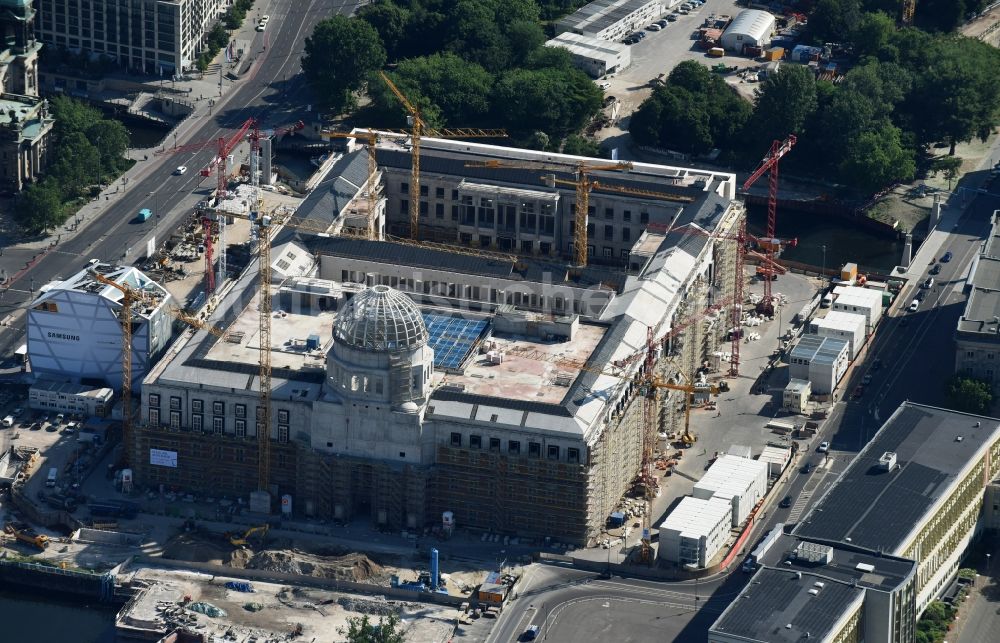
[868,130,999,235]
[127,566,460,643]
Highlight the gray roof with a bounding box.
[710,567,864,643]
[957,219,1000,339]
[557,0,660,35]
[793,402,1000,552]
[789,334,848,366]
[273,150,369,248]
[305,236,626,290]
[374,148,705,206]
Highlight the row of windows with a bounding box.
[448,432,581,463]
[148,408,290,442]
[964,350,996,359]
[400,183,649,223]
[148,395,289,423]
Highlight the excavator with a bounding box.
[227,524,269,549]
[4,522,50,550]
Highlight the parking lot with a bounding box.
[596,0,758,147]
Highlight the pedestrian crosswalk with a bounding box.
[787,491,812,523]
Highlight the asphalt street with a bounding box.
[0,0,359,358]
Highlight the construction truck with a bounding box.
[4,523,50,550]
[228,524,269,549]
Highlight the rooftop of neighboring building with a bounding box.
[31,262,170,320]
[545,32,630,59]
[374,136,735,204]
[556,0,661,34]
[788,334,848,366]
[711,534,916,643]
[793,402,1000,553]
[958,213,1000,339]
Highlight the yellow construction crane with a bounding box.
[464,159,639,267]
[88,269,148,467]
[377,71,508,240]
[88,269,226,467]
[320,128,381,240]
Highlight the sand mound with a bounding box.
[242,549,385,583]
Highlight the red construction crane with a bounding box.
[742,135,796,318]
[646,220,792,376]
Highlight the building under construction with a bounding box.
[135,139,743,545]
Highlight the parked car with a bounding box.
[647,23,662,31]
[942,251,953,262]
[598,81,611,90]
[667,14,678,21]
[930,264,941,275]
[852,385,865,399]
[779,496,793,508]
[922,277,934,289]
[522,625,541,641]
[862,372,873,385]
[908,298,920,312]
[818,441,830,453]
[656,19,668,27]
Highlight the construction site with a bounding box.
[17,73,813,563]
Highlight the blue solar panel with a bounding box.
[422,313,491,370]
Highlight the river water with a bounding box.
[0,587,116,642]
[746,204,908,273]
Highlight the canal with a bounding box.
[747,203,908,274]
[94,104,172,150]
[0,586,116,642]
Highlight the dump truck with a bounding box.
[4,523,50,550]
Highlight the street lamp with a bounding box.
[987,553,992,574]
[821,244,827,280]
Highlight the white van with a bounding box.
[908,299,919,312]
[46,467,58,487]
[1,415,13,428]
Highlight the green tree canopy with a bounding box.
[492,67,602,139]
[50,131,101,197]
[14,179,64,234]
[629,61,750,156]
[86,120,130,176]
[745,65,817,154]
[836,119,915,191]
[809,0,863,43]
[370,53,493,126]
[908,37,1000,153]
[49,95,102,138]
[302,15,387,114]
[339,613,406,643]
[944,375,993,415]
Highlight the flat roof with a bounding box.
[810,311,865,333]
[31,379,114,399]
[545,32,629,61]
[789,335,848,366]
[435,323,606,405]
[660,496,732,538]
[832,285,882,305]
[557,0,660,34]
[694,454,767,496]
[793,402,1000,553]
[958,214,1000,338]
[711,534,915,643]
[786,379,810,392]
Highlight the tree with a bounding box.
[944,375,993,415]
[14,179,64,234]
[506,20,546,67]
[744,66,817,154]
[915,0,966,32]
[49,95,101,138]
[369,53,493,126]
[50,131,101,197]
[302,15,387,113]
[851,11,897,60]
[358,1,411,60]
[207,23,229,51]
[339,613,406,643]
[562,134,603,157]
[932,155,962,189]
[809,0,863,43]
[492,67,601,139]
[836,119,915,191]
[909,38,1000,153]
[86,120,130,176]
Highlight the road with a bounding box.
[484,564,733,643]
[492,175,1000,643]
[0,0,358,358]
